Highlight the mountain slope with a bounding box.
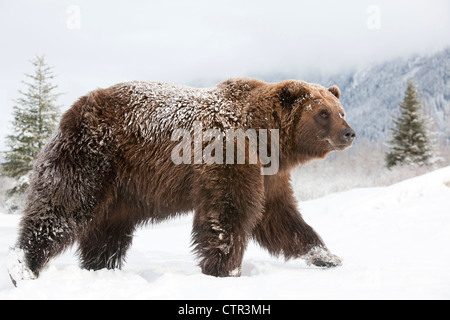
[253,48,450,144]
[322,48,450,143]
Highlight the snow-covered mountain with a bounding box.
[252,48,450,144]
[315,48,450,144]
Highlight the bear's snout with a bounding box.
[341,128,356,146]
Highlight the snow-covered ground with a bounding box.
[1,167,449,299]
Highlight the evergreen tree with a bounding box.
[385,79,435,168]
[1,55,61,195]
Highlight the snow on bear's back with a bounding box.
[114,81,242,141]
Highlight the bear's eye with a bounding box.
[319,110,330,119]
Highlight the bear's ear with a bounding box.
[328,85,341,99]
[279,81,310,109]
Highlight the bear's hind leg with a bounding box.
[78,195,137,271]
[78,221,135,271]
[10,137,114,284]
[11,207,80,284]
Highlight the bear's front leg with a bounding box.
[191,164,264,277]
[253,173,342,268]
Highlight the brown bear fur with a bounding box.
[14,78,354,279]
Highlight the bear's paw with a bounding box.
[302,246,343,268]
[7,247,36,287]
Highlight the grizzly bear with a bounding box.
[8,78,355,285]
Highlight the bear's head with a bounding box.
[278,80,355,165]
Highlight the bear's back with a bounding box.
[113,81,245,141]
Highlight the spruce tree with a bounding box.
[1,55,61,195]
[386,79,434,168]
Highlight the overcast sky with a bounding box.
[1,0,450,151]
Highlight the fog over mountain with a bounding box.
[256,48,450,145]
[325,48,450,144]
